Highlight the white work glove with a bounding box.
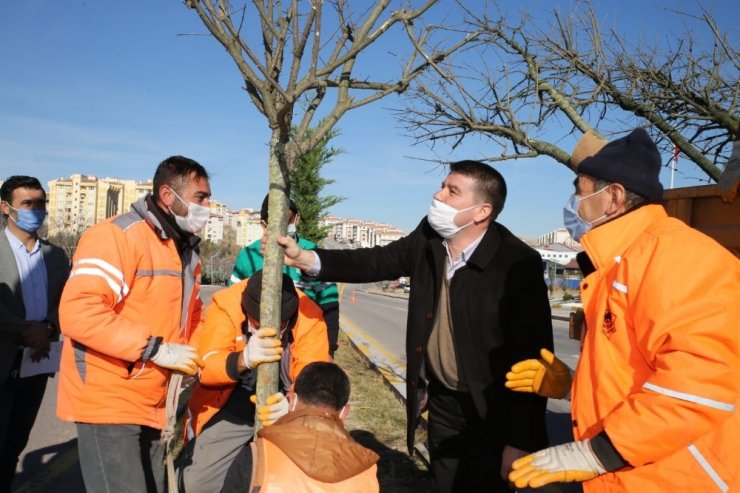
[505,348,572,399]
[509,440,606,489]
[151,342,204,376]
[242,327,283,369]
[250,392,289,426]
[719,141,740,203]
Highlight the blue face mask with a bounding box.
[9,206,47,233]
[562,187,607,242]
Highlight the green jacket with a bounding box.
[229,236,339,305]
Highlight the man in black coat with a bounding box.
[279,160,553,492]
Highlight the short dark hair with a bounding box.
[260,193,298,223]
[152,156,208,200]
[449,160,507,219]
[294,362,350,411]
[1,176,44,204]
[1,176,45,218]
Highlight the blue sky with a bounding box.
[0,1,736,238]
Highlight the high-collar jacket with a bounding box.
[316,217,553,453]
[574,204,740,492]
[56,197,204,429]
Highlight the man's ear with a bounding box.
[288,393,299,412]
[293,214,300,227]
[158,185,175,208]
[475,203,494,223]
[606,183,629,215]
[338,403,350,422]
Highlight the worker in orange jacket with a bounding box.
[177,269,330,493]
[57,156,211,493]
[221,361,380,492]
[507,128,740,491]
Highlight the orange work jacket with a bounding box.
[57,198,203,428]
[249,407,379,493]
[572,204,740,492]
[184,279,330,439]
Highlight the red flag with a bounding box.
[673,145,680,164]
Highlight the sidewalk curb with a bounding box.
[339,310,431,466]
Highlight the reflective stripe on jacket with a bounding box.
[572,205,740,492]
[184,279,330,439]
[56,197,203,429]
[249,408,379,493]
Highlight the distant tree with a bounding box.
[44,213,89,259]
[47,230,83,260]
[200,225,240,285]
[398,2,738,182]
[186,0,479,408]
[291,127,344,243]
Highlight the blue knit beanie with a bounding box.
[579,128,663,202]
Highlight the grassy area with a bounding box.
[334,332,430,492]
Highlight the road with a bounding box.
[338,284,580,372]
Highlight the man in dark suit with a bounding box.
[278,160,554,492]
[0,175,69,491]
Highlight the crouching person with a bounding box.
[221,361,380,492]
[177,269,330,492]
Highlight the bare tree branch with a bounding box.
[397,1,738,180]
[183,0,475,418]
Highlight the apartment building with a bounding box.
[226,208,262,247]
[47,174,152,235]
[375,225,405,246]
[320,216,405,248]
[535,227,580,248]
[203,199,229,243]
[39,174,407,251]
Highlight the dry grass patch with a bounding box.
[335,332,430,492]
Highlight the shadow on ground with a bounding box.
[12,438,84,493]
[351,429,430,493]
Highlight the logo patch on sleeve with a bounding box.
[602,308,617,339]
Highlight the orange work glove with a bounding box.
[505,348,572,399]
[250,392,289,426]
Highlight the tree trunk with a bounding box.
[255,127,292,430]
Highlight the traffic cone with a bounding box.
[351,290,356,304]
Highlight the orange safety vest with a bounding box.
[573,205,740,492]
[248,409,379,493]
[184,279,330,440]
[57,199,203,429]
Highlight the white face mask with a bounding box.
[286,223,297,239]
[427,199,479,239]
[562,187,608,241]
[168,187,210,234]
